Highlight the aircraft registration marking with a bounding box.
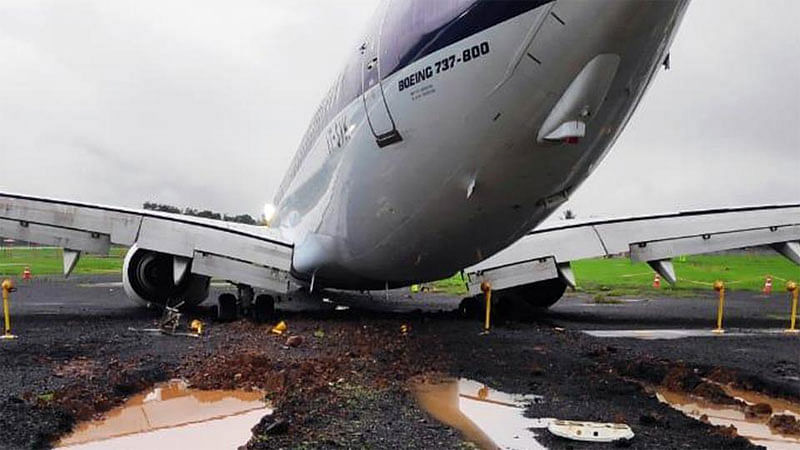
[325,116,350,154]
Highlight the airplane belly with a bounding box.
[312,1,690,288]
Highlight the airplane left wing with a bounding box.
[464,204,800,296]
[0,192,294,293]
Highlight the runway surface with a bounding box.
[1,275,798,449]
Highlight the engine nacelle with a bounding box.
[122,244,210,308]
[459,278,567,320]
[500,278,568,310]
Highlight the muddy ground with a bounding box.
[1,276,798,449]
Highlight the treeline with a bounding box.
[142,202,258,225]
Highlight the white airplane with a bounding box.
[2,0,799,320]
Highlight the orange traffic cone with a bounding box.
[763,276,773,295]
[22,266,31,281]
[652,273,661,289]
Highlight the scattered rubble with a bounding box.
[713,424,739,438]
[3,279,798,449]
[769,414,800,435]
[253,415,289,436]
[638,412,667,427]
[691,381,742,406]
[744,402,773,418]
[285,335,303,347]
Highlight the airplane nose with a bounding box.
[521,0,689,90]
[540,0,690,45]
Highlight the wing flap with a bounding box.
[466,257,557,296]
[0,217,111,254]
[137,216,292,272]
[192,252,291,292]
[0,194,142,244]
[465,204,800,293]
[629,224,800,262]
[594,207,800,254]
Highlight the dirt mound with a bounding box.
[691,381,742,406]
[662,365,702,392]
[714,424,739,438]
[744,402,773,418]
[768,414,800,435]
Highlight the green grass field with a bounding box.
[572,253,800,297]
[2,247,797,297]
[0,247,125,277]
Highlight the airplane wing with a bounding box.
[463,205,800,296]
[0,192,293,293]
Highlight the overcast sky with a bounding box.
[1,0,798,220]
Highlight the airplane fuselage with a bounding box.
[273,0,690,290]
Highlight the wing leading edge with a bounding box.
[0,192,294,293]
[464,205,800,296]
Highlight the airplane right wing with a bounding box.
[463,205,800,296]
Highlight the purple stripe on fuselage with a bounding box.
[381,0,554,79]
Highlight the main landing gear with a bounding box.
[215,284,275,323]
[458,278,568,322]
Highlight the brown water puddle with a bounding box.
[413,377,548,450]
[57,379,271,449]
[656,386,800,450]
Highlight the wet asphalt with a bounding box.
[1,275,798,449]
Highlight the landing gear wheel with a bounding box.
[459,296,482,319]
[252,294,275,323]
[217,293,237,322]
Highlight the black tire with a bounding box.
[252,294,275,323]
[458,296,482,319]
[217,293,238,322]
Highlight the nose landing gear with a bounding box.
[253,294,275,323]
[216,293,238,322]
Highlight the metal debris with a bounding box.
[547,420,635,443]
[128,301,202,338]
[271,321,288,335]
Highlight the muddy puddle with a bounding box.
[57,379,271,449]
[413,377,548,450]
[582,329,780,340]
[657,385,800,450]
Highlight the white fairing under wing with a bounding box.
[464,205,800,296]
[0,192,293,293]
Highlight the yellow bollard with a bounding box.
[712,280,725,334]
[786,281,799,334]
[2,279,18,340]
[190,319,204,335]
[481,281,492,334]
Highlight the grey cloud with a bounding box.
[0,0,797,221]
